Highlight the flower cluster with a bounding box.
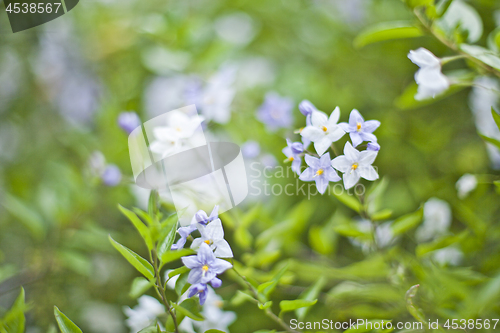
[408,48,450,101]
[171,205,233,305]
[283,101,381,193]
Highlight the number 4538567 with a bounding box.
[6,2,62,14]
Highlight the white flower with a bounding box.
[408,48,450,100]
[191,219,233,258]
[149,110,204,158]
[199,67,236,124]
[331,142,378,189]
[123,296,164,333]
[432,246,463,266]
[350,220,396,253]
[300,107,345,155]
[456,174,478,199]
[416,198,452,242]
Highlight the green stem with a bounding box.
[153,249,179,333]
[232,267,300,333]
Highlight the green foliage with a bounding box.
[0,288,26,333]
[354,21,423,49]
[53,307,83,333]
[108,236,155,280]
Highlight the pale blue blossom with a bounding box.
[282,139,303,174]
[299,153,340,194]
[331,142,378,189]
[367,142,380,152]
[300,107,345,155]
[171,206,220,250]
[118,112,141,134]
[241,141,261,159]
[191,219,233,258]
[101,165,122,186]
[257,92,293,131]
[339,109,380,147]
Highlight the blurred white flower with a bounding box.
[236,57,275,88]
[82,302,125,333]
[191,219,234,258]
[123,296,164,333]
[416,198,452,242]
[143,76,192,118]
[469,76,500,169]
[432,246,463,266]
[350,220,396,252]
[149,110,204,158]
[197,66,236,124]
[408,48,450,100]
[215,12,256,45]
[456,174,477,199]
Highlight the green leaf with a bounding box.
[354,21,423,48]
[460,44,500,71]
[175,271,189,296]
[157,214,179,261]
[167,266,189,279]
[479,133,500,150]
[0,288,26,333]
[129,277,153,299]
[437,0,483,43]
[54,306,83,333]
[171,299,204,321]
[405,285,427,324]
[395,80,466,110]
[332,192,362,213]
[492,107,500,131]
[205,330,226,333]
[333,223,368,238]
[391,207,423,235]
[118,205,153,250]
[279,299,317,314]
[109,236,154,280]
[296,276,325,321]
[2,194,46,240]
[416,230,469,257]
[257,262,290,299]
[371,209,393,221]
[258,301,273,310]
[161,248,194,266]
[487,27,500,53]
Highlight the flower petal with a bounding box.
[210,277,222,288]
[314,137,331,156]
[360,165,379,181]
[205,219,224,241]
[301,126,324,142]
[363,120,380,133]
[214,239,233,258]
[359,132,377,143]
[359,150,378,165]
[344,171,360,189]
[319,152,331,167]
[304,154,320,169]
[348,109,364,127]
[324,167,341,182]
[182,255,201,269]
[299,167,315,181]
[187,267,203,284]
[408,48,440,68]
[197,242,215,264]
[315,175,328,194]
[326,126,345,143]
[331,156,351,173]
[328,107,340,124]
[350,132,363,147]
[211,258,233,274]
[310,110,328,127]
[190,238,203,251]
[344,141,360,162]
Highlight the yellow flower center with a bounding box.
[351,163,358,170]
[289,156,294,161]
[315,169,324,177]
[322,126,328,132]
[204,240,211,245]
[202,265,209,272]
[356,122,362,131]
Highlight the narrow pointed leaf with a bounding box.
[109,236,154,280]
[54,306,83,333]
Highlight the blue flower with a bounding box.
[299,153,340,194]
[171,206,220,250]
[339,109,380,147]
[182,243,232,300]
[101,164,122,186]
[118,112,141,134]
[367,142,380,152]
[257,92,293,131]
[298,100,317,117]
[187,283,209,305]
[282,139,303,174]
[241,141,261,159]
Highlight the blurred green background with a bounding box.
[1,0,500,332]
